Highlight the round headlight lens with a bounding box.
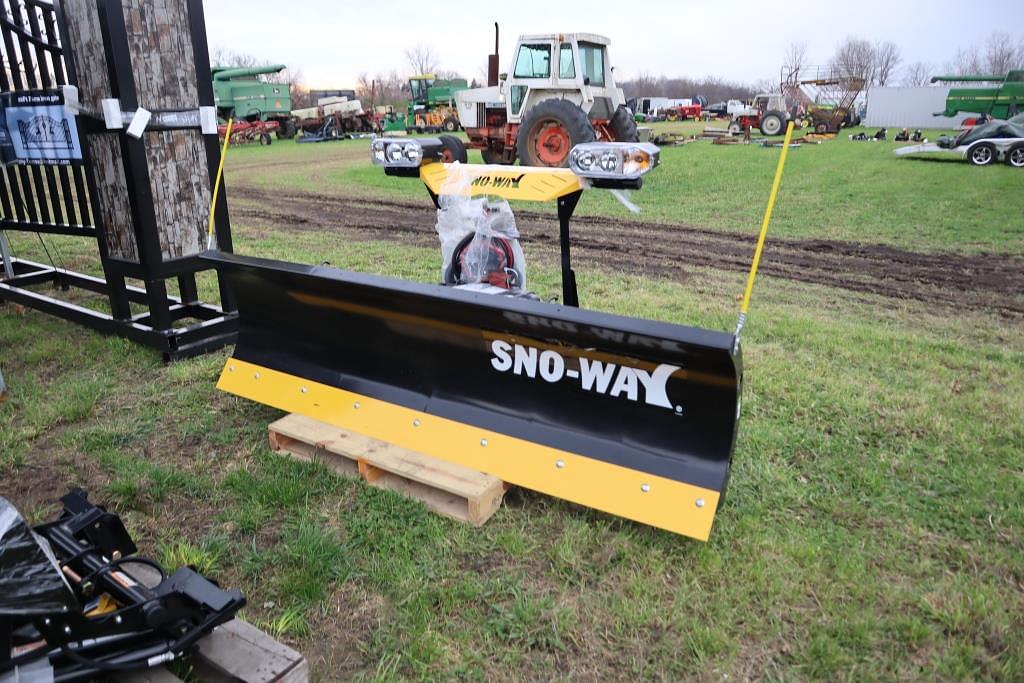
[371,140,386,163]
[386,143,404,163]
[403,142,422,164]
[573,149,595,170]
[599,151,618,173]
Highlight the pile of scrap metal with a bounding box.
[293,95,379,142]
[894,113,1024,167]
[649,131,698,146]
[1,490,244,682]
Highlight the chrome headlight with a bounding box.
[569,142,660,180]
[370,137,444,168]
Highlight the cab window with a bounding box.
[578,42,605,87]
[513,44,551,79]
[558,43,575,79]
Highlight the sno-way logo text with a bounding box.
[471,174,525,189]
[489,340,680,410]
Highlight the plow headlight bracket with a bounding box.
[371,137,445,176]
[569,142,661,189]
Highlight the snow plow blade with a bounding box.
[206,251,742,541]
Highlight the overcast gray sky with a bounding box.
[204,0,1024,88]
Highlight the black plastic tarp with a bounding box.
[0,497,76,615]
[940,120,1024,148]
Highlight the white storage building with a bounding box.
[864,86,983,129]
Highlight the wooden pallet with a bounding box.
[115,618,308,683]
[268,414,506,526]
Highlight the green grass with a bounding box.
[1,126,1022,680]
[224,121,1024,254]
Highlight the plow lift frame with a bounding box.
[205,143,745,541]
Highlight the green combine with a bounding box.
[931,70,1024,120]
[212,64,297,138]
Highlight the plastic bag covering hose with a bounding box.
[0,497,76,615]
[435,163,526,290]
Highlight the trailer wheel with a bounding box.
[439,134,468,163]
[442,116,459,132]
[516,99,595,167]
[259,132,272,145]
[1007,145,1024,168]
[760,111,785,136]
[610,105,639,142]
[968,142,995,166]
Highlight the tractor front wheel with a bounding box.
[442,116,459,132]
[439,134,468,164]
[610,105,639,142]
[728,120,742,134]
[481,147,512,165]
[516,99,595,167]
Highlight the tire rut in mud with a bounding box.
[228,185,1024,316]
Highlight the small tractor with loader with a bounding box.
[455,29,638,166]
[406,75,467,133]
[212,64,297,140]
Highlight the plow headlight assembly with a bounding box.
[569,142,661,187]
[371,137,445,175]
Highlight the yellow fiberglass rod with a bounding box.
[735,119,795,342]
[206,118,233,250]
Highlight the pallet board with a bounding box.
[269,414,506,526]
[114,619,308,683]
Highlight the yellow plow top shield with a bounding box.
[420,163,584,202]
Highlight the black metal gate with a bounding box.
[0,0,237,360]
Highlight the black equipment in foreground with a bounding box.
[1,490,245,681]
[206,142,743,541]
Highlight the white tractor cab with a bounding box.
[456,33,638,167]
[728,93,791,136]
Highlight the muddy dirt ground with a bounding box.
[230,185,1024,317]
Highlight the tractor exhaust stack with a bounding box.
[488,22,500,87]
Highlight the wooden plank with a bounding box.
[269,414,505,526]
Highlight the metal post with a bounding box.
[557,190,582,307]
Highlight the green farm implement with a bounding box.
[931,71,1024,121]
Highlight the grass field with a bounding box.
[1,124,1022,681]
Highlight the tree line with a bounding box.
[211,30,1024,114]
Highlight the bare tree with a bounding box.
[873,41,901,86]
[902,61,933,87]
[831,36,876,84]
[948,46,983,76]
[984,31,1023,73]
[782,41,809,82]
[405,44,439,76]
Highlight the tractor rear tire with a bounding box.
[610,105,639,142]
[516,99,595,167]
[760,111,786,136]
[442,116,459,132]
[968,142,996,166]
[439,134,468,164]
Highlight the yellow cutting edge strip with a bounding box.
[206,118,232,249]
[740,120,795,317]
